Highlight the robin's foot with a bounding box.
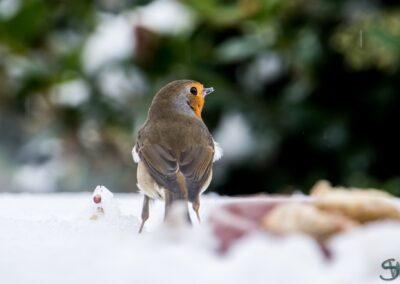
[138,195,150,233]
[192,199,201,223]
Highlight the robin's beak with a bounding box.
[203,87,214,97]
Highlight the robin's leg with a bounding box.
[192,196,201,223]
[138,195,150,233]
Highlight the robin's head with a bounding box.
[151,80,215,119]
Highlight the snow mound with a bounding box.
[0,193,399,284]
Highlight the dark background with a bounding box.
[1,0,399,195]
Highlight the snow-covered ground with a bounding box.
[1,192,399,284]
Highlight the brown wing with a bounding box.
[179,146,214,203]
[137,143,214,199]
[136,142,182,194]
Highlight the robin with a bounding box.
[132,80,223,233]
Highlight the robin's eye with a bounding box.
[190,87,197,95]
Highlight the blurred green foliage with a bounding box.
[1,0,400,195]
[332,10,400,71]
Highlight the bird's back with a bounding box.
[138,112,213,157]
[137,113,214,202]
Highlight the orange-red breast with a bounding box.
[132,80,222,232]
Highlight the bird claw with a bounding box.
[138,195,150,234]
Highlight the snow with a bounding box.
[0,192,399,284]
[134,0,195,35]
[89,185,120,220]
[11,164,58,193]
[243,52,283,88]
[82,14,134,74]
[97,65,147,102]
[81,0,194,74]
[11,138,63,193]
[214,113,255,162]
[0,0,20,20]
[329,222,400,284]
[50,79,90,107]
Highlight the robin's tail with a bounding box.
[163,172,191,223]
